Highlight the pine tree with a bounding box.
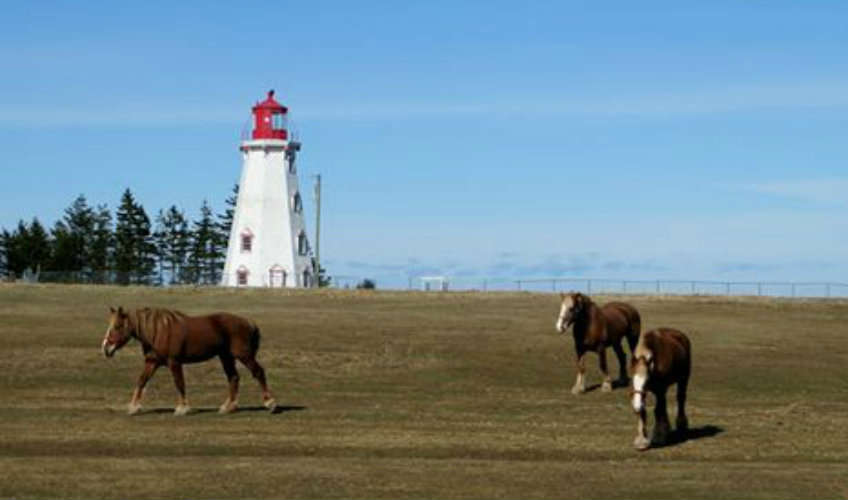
[131,201,156,285]
[167,207,191,285]
[90,204,113,283]
[2,222,29,277]
[189,200,221,285]
[218,183,238,241]
[49,195,95,277]
[114,188,155,285]
[0,228,11,278]
[153,209,168,286]
[25,218,51,277]
[114,190,137,285]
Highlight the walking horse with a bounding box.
[631,327,692,450]
[101,307,277,415]
[555,292,641,394]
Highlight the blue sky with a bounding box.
[1,1,847,287]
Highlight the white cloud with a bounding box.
[5,80,848,126]
[747,178,848,205]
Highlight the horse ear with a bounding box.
[117,306,125,316]
[109,306,116,314]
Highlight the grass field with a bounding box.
[1,284,847,499]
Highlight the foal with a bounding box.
[555,292,641,394]
[101,306,277,415]
[631,327,691,450]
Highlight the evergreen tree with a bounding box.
[189,200,223,285]
[0,229,7,278]
[218,183,238,241]
[2,222,30,277]
[114,189,155,285]
[114,190,137,285]
[49,195,95,275]
[90,204,113,282]
[131,200,156,285]
[153,209,168,286]
[28,218,51,273]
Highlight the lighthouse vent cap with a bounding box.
[252,90,288,113]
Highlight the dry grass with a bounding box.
[1,284,847,499]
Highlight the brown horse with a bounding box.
[555,292,641,394]
[630,327,691,450]
[100,306,276,416]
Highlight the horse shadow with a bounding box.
[653,424,724,449]
[138,405,307,416]
[583,378,630,393]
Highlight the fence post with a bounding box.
[656,280,660,294]
[552,279,556,292]
[622,281,627,293]
[517,280,522,291]
[826,283,831,298]
[791,283,796,297]
[587,279,592,294]
[757,282,762,296]
[725,282,730,295]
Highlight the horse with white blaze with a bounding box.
[630,327,692,451]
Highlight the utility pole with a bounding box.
[312,174,321,288]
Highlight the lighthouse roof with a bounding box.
[253,90,288,113]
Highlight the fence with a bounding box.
[6,269,848,298]
[403,276,848,298]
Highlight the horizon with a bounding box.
[2,2,846,288]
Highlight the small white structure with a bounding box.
[221,90,314,288]
[420,276,450,291]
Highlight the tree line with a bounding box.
[0,186,239,286]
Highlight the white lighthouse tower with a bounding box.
[221,90,314,288]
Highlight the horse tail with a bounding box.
[249,323,262,355]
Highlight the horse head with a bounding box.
[102,306,134,358]
[630,351,654,413]
[555,292,589,333]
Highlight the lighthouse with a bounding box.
[221,90,314,288]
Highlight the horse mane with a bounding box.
[133,307,188,340]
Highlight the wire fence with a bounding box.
[402,276,848,298]
[6,269,848,299]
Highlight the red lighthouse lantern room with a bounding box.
[251,90,288,140]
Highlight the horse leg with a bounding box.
[652,390,671,446]
[218,354,240,414]
[676,378,689,436]
[613,342,629,387]
[168,360,190,416]
[239,355,276,411]
[128,359,158,415]
[633,408,650,450]
[571,347,587,395]
[599,348,613,392]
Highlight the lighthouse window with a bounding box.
[271,113,286,130]
[241,234,253,253]
[286,150,296,173]
[237,268,249,286]
[297,231,308,256]
[292,192,302,213]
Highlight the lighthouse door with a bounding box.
[269,266,287,288]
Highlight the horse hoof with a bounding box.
[218,402,238,414]
[634,436,651,451]
[127,403,142,415]
[174,405,190,416]
[264,398,277,412]
[571,387,585,395]
[601,382,613,392]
